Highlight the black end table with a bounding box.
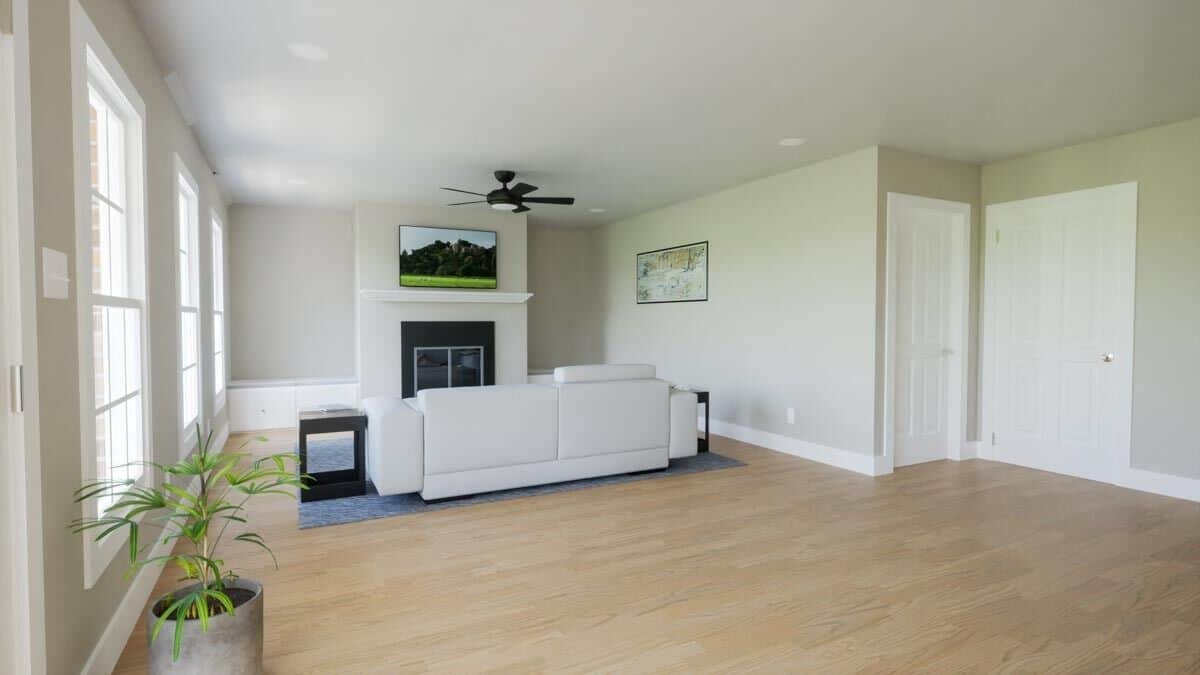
[676,387,710,453]
[298,408,367,502]
[695,390,710,452]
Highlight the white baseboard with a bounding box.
[211,421,230,456]
[1118,467,1200,503]
[81,423,228,675]
[973,440,1199,504]
[702,417,889,476]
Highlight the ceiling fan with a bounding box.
[442,170,575,214]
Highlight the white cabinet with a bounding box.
[229,378,360,432]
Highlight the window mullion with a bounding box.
[90,189,124,215]
[94,387,140,416]
[92,294,142,309]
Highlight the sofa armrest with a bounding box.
[363,396,424,496]
[669,390,698,458]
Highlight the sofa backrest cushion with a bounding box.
[553,364,656,384]
[557,378,669,459]
[418,384,558,474]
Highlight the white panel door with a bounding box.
[0,32,19,673]
[985,183,1137,483]
[889,194,970,468]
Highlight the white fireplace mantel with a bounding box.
[360,289,533,304]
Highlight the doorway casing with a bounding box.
[1,0,47,670]
[882,193,972,472]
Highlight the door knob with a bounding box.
[1101,353,1115,363]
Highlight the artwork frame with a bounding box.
[398,225,498,289]
[636,240,709,304]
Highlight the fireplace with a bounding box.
[400,321,495,398]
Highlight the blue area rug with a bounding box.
[297,438,744,529]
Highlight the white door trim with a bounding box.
[2,1,46,670]
[882,193,972,472]
[980,182,1137,485]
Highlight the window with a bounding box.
[212,213,226,408]
[72,4,149,588]
[88,73,145,514]
[177,164,201,440]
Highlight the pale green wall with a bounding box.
[229,205,355,380]
[982,116,1200,479]
[29,1,229,671]
[876,148,982,450]
[527,222,603,369]
[594,147,880,455]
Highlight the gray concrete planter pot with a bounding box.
[145,578,264,675]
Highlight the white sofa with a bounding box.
[363,364,698,500]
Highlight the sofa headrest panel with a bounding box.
[553,364,656,384]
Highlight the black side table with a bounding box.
[298,409,367,502]
[676,387,710,453]
[695,390,710,452]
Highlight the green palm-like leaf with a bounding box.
[71,428,294,662]
[235,532,279,569]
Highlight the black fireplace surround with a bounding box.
[400,321,496,398]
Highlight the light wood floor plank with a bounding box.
[112,431,1200,673]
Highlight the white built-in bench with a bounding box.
[229,377,360,432]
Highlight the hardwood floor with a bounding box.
[114,431,1200,673]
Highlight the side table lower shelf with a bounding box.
[298,409,367,503]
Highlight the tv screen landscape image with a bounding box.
[398,225,498,289]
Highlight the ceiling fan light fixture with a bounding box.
[491,202,518,211]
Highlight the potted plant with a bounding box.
[72,425,308,674]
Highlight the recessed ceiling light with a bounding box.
[588,208,606,213]
[286,178,309,186]
[287,42,329,62]
[778,137,807,147]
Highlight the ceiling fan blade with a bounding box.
[520,197,575,205]
[513,204,531,213]
[446,200,486,206]
[440,187,486,196]
[509,182,538,197]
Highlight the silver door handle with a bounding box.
[1101,353,1115,363]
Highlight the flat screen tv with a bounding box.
[398,225,498,289]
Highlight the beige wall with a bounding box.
[527,222,603,369]
[354,203,528,399]
[594,147,880,455]
[982,116,1200,480]
[876,147,982,449]
[28,0,229,672]
[229,205,355,380]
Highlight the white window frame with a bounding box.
[176,158,202,452]
[211,211,226,411]
[70,2,152,589]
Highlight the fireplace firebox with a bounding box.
[400,321,495,398]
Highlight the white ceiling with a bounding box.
[130,0,1200,227]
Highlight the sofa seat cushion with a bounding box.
[557,379,669,459]
[418,384,558,474]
